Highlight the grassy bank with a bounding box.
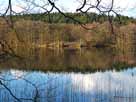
[0,18,136,52]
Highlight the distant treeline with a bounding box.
[13,12,136,24]
[1,12,136,56]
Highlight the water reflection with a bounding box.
[0,47,136,72]
[0,68,136,102]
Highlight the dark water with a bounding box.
[0,47,136,102]
[1,47,135,71]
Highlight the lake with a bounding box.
[0,47,136,102]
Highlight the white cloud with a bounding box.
[12,5,24,13]
[1,0,136,17]
[57,0,136,17]
[70,69,136,95]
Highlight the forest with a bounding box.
[13,12,136,24]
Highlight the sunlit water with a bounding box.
[0,68,136,102]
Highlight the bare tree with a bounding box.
[0,0,121,29]
[0,0,122,56]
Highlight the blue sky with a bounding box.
[1,0,136,17]
[56,0,136,17]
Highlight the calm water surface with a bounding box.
[0,48,136,102]
[0,69,136,102]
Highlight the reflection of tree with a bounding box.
[0,69,136,102]
[0,47,134,72]
[0,77,34,102]
[0,71,35,101]
[0,72,69,102]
